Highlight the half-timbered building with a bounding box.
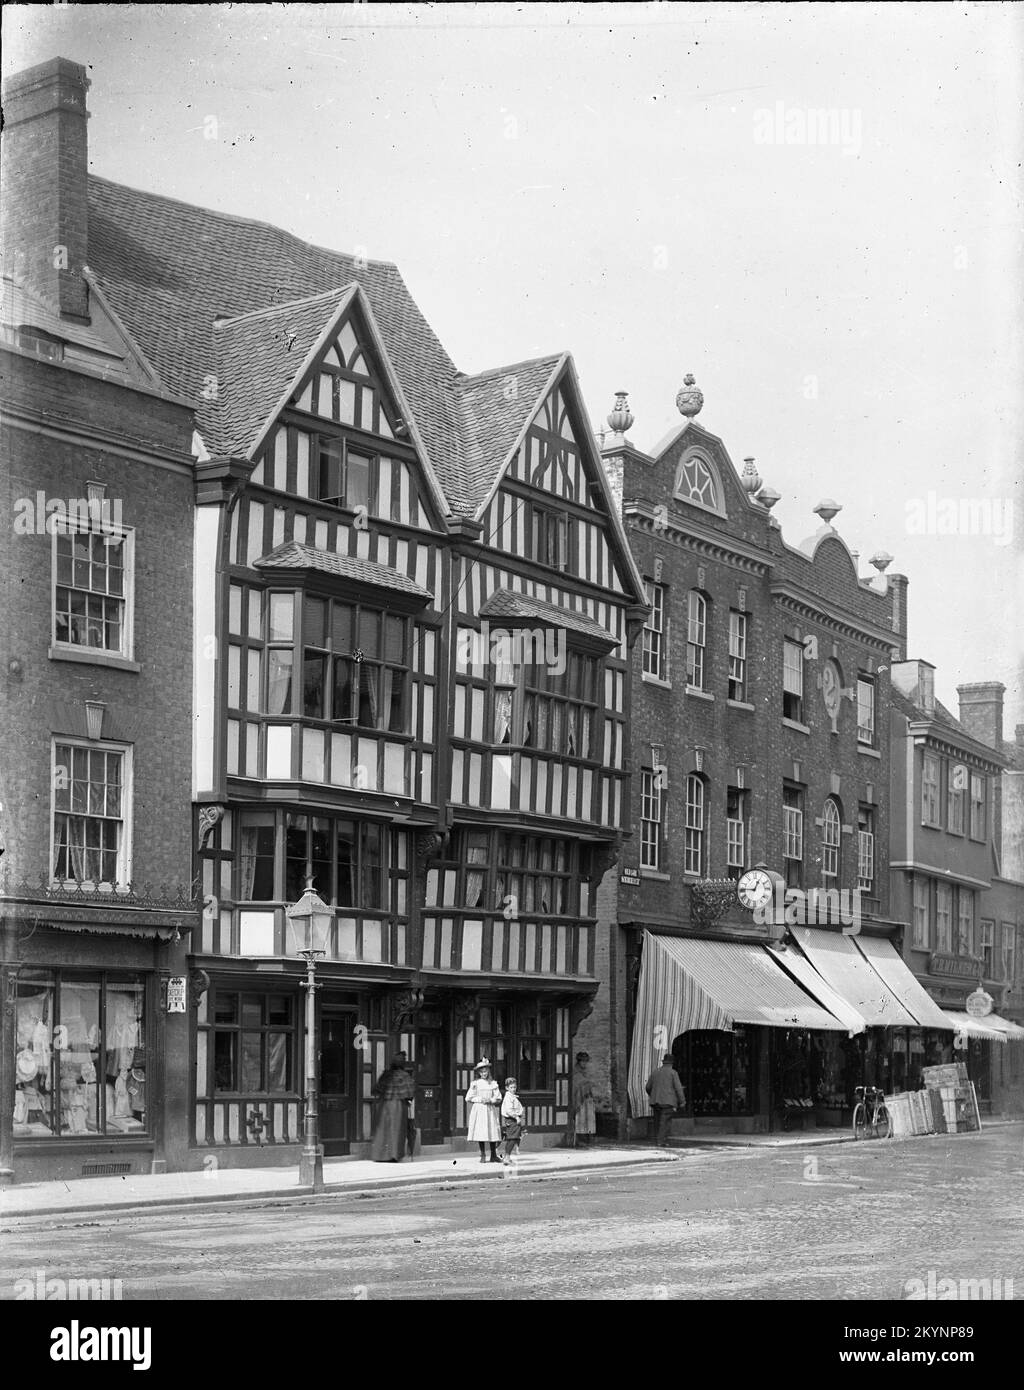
[16,54,649,1167]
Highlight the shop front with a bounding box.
[2,887,197,1185]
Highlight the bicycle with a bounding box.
[851,1084,891,1140]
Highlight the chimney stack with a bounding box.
[1,57,91,322]
[956,682,1005,752]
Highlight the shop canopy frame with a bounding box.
[627,933,848,1118]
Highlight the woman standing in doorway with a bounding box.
[571,1051,597,1147]
[465,1058,502,1162]
[370,1051,416,1162]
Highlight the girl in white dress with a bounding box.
[465,1058,501,1162]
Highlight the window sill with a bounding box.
[49,644,140,673]
[782,717,810,735]
[686,687,714,702]
[856,744,881,759]
[727,699,755,713]
[640,869,671,881]
[641,673,672,690]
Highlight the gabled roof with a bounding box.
[212,287,355,456]
[454,354,564,514]
[254,540,432,600]
[480,589,617,646]
[86,176,578,522]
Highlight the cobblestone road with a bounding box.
[2,1126,1021,1301]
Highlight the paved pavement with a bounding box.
[1,1124,1020,1301]
[0,1144,679,1219]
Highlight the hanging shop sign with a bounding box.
[965,987,994,1019]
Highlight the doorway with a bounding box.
[319,1008,357,1156]
[413,1012,446,1144]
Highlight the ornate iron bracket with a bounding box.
[689,878,740,929]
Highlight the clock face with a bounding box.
[822,662,841,718]
[737,869,774,910]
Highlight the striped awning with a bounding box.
[853,935,953,1030]
[627,933,847,1117]
[941,1010,1008,1043]
[788,928,917,1028]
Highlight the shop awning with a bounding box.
[942,1010,1024,1042]
[766,943,867,1035]
[627,933,847,1117]
[788,928,917,1028]
[853,935,953,1030]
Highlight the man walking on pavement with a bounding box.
[645,1053,685,1146]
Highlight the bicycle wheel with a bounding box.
[873,1104,891,1140]
[852,1102,868,1140]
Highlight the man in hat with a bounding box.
[645,1053,685,1146]
[571,1051,597,1147]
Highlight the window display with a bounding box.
[11,971,146,1139]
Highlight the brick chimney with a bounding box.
[891,658,936,717]
[1,57,91,322]
[956,682,1005,752]
[886,572,909,662]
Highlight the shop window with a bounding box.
[52,515,133,657]
[209,991,295,1094]
[515,1009,552,1092]
[13,971,146,1139]
[681,1028,753,1116]
[478,1005,512,1084]
[52,740,131,887]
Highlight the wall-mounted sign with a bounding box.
[166,977,187,1013]
[620,867,641,887]
[965,987,994,1019]
[929,953,981,980]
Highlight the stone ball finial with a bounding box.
[814,499,842,526]
[675,373,704,418]
[607,390,634,435]
[757,485,781,512]
[869,550,894,573]
[741,457,762,495]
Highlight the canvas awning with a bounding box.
[853,935,953,1030]
[941,1010,1008,1043]
[627,933,847,1117]
[788,928,917,1028]
[766,943,867,1035]
[982,1014,1024,1041]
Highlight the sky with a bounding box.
[4,2,1022,732]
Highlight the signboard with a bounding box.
[929,953,981,980]
[166,977,187,1013]
[965,987,994,1018]
[620,867,641,887]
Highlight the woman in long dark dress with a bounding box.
[370,1052,416,1162]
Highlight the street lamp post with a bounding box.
[285,879,334,1193]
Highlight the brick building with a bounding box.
[0,60,199,1184]
[596,382,952,1137]
[889,671,1024,1115]
[0,56,648,1173]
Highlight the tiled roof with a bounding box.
[479,589,617,644]
[254,540,433,599]
[85,176,564,517]
[455,355,563,511]
[891,688,968,734]
[1,276,127,358]
[212,288,355,456]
